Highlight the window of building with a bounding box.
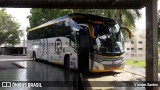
[131,54,136,57]
[131,48,134,50]
[138,54,144,57]
[138,41,143,44]
[138,48,143,50]
[131,41,134,44]
[127,48,130,50]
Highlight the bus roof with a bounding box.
[27,13,117,32]
[69,13,117,25]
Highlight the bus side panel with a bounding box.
[32,39,48,61]
[62,36,78,69]
[69,49,78,69]
[48,37,78,69]
[48,37,68,65]
[44,38,49,60]
[48,38,60,63]
[27,40,33,58]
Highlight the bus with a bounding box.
[27,13,132,72]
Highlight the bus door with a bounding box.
[43,38,49,61]
[78,28,90,71]
[36,38,49,61]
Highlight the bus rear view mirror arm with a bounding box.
[120,27,133,39]
[65,35,70,38]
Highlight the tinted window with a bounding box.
[27,20,71,40]
[138,48,143,50]
[47,21,71,38]
[138,41,143,44]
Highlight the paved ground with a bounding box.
[83,66,160,90]
[0,55,32,70]
[0,55,32,61]
[0,55,159,90]
[0,61,74,90]
[83,66,146,90]
[0,61,24,70]
[11,61,147,90]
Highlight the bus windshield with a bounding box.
[94,23,124,56]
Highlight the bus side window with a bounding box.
[46,25,55,38]
[70,31,77,49]
[76,31,79,44]
[53,21,71,37]
[27,32,31,40]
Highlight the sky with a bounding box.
[5,8,31,39]
[5,8,31,30]
[3,0,160,37]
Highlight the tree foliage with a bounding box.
[28,9,141,30]
[158,11,160,42]
[0,9,22,45]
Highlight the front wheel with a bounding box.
[64,56,70,70]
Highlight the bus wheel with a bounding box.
[64,56,70,70]
[33,52,37,61]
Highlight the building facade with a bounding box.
[124,29,146,60]
[0,40,27,55]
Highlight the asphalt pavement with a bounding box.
[0,55,32,61]
[0,55,159,90]
[0,55,32,70]
[0,60,75,90]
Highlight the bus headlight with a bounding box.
[113,59,124,64]
[94,55,123,62]
[94,55,104,62]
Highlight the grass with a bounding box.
[125,60,146,68]
[125,60,160,72]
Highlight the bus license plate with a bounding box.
[103,61,113,64]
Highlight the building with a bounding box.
[0,40,27,55]
[124,29,146,60]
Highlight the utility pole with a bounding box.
[146,0,158,90]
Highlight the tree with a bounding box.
[28,9,141,30]
[104,9,141,29]
[72,9,141,28]
[0,9,22,45]
[28,9,73,28]
[158,10,160,42]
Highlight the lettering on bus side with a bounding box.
[55,38,62,55]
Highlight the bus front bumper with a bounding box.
[90,60,125,73]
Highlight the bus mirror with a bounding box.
[65,35,70,38]
[79,28,87,35]
[76,31,79,36]
[120,27,133,39]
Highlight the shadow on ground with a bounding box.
[0,61,24,70]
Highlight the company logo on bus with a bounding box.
[55,38,62,55]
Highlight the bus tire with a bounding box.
[33,52,37,61]
[64,55,70,70]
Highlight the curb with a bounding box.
[13,62,26,68]
[0,59,32,61]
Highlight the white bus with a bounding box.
[27,13,132,72]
